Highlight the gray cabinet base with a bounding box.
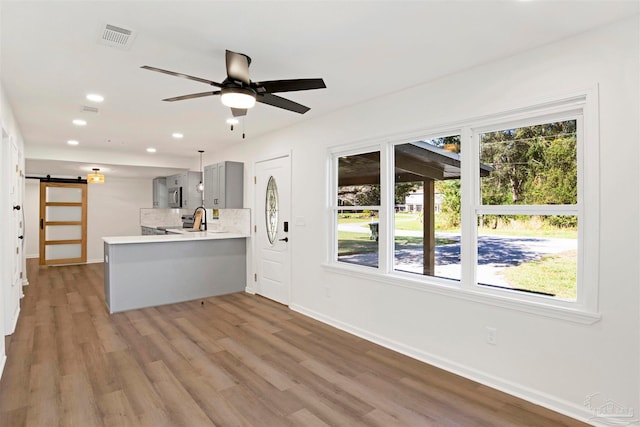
[104,239,246,313]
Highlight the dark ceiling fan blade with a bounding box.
[225,50,251,85]
[255,78,326,94]
[257,93,310,114]
[231,108,247,117]
[141,65,221,87]
[162,91,221,102]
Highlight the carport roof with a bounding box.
[338,142,491,186]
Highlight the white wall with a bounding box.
[86,177,151,262]
[204,17,639,424]
[23,177,152,263]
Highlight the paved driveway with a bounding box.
[339,227,576,286]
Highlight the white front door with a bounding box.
[254,155,291,305]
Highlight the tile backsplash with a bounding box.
[140,208,186,228]
[140,208,250,235]
[209,208,251,235]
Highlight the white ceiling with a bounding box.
[2,1,638,179]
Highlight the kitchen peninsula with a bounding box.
[103,209,250,313]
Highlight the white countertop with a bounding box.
[103,230,248,245]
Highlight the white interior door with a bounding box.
[3,129,23,334]
[10,139,22,289]
[254,155,291,305]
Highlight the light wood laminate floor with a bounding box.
[0,260,588,426]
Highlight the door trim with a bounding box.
[251,152,292,305]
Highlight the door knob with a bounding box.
[18,235,23,240]
[279,237,289,242]
[13,205,21,210]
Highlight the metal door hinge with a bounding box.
[254,176,256,184]
[254,273,257,282]
[254,225,257,233]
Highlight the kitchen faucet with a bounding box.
[193,206,207,231]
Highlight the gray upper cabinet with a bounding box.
[166,173,185,189]
[204,161,244,209]
[152,177,167,208]
[165,171,203,209]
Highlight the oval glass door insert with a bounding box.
[265,176,279,245]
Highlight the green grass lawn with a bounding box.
[339,212,426,231]
[394,213,424,231]
[499,250,577,300]
[337,231,377,255]
[478,226,577,239]
[338,232,455,255]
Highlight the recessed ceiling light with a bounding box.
[172,132,184,139]
[86,93,104,102]
[226,118,239,125]
[72,119,87,126]
[67,140,79,146]
[146,147,157,153]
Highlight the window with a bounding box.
[475,119,579,300]
[394,136,462,281]
[335,150,380,268]
[329,93,598,321]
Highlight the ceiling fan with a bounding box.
[141,50,326,117]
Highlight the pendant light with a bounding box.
[87,168,105,184]
[196,150,204,195]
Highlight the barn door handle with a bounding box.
[279,237,289,242]
[40,219,44,230]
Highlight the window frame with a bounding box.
[325,90,600,324]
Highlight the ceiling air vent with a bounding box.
[98,24,136,50]
[82,106,99,114]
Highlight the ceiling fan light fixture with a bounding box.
[87,168,105,184]
[220,87,256,109]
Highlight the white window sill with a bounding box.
[321,262,601,325]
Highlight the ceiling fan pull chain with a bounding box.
[242,116,246,139]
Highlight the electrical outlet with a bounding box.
[486,327,497,345]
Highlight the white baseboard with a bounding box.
[26,253,38,259]
[0,354,6,380]
[290,303,599,426]
[4,306,20,336]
